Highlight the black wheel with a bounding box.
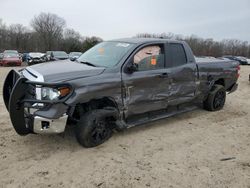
[204,84,226,111]
[75,109,113,148]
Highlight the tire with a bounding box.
[75,109,113,148]
[204,84,226,111]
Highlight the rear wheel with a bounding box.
[75,109,113,148]
[204,84,226,111]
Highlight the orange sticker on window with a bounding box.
[151,58,157,65]
[98,48,104,54]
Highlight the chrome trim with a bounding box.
[33,114,68,134]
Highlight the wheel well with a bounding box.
[214,79,225,87]
[71,97,118,121]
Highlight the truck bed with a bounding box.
[196,58,239,91]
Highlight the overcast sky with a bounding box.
[1,0,250,41]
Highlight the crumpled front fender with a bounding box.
[3,70,72,135]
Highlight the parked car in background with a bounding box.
[237,56,248,65]
[46,51,68,61]
[218,57,230,60]
[45,51,52,61]
[246,58,250,65]
[69,52,82,61]
[4,50,18,54]
[0,53,3,65]
[0,52,22,66]
[22,53,30,62]
[236,56,249,65]
[51,51,68,61]
[27,52,46,65]
[223,56,248,65]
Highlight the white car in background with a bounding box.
[247,58,250,65]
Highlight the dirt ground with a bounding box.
[0,66,249,188]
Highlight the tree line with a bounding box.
[1,12,250,58]
[136,33,250,58]
[0,13,102,53]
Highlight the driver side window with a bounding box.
[133,45,164,71]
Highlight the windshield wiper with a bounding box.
[78,60,97,67]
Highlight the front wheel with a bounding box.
[75,109,113,148]
[204,84,226,111]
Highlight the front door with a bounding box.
[122,43,171,118]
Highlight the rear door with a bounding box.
[166,43,198,105]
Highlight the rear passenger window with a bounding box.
[170,44,187,67]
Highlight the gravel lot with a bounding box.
[0,66,249,188]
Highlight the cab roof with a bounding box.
[109,38,181,44]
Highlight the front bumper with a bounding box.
[28,59,45,64]
[2,60,21,66]
[33,115,68,134]
[3,70,72,135]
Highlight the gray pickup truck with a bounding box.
[3,38,239,147]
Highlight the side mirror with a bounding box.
[126,62,138,73]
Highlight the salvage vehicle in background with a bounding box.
[0,51,22,66]
[3,38,239,147]
[27,52,46,65]
[49,51,68,61]
[223,56,248,65]
[22,53,30,62]
[236,56,248,65]
[247,58,250,65]
[45,51,52,61]
[69,52,82,61]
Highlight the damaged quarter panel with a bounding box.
[196,59,239,99]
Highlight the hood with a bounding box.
[24,59,105,82]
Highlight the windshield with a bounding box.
[4,53,19,58]
[4,50,18,54]
[78,41,134,67]
[29,52,44,57]
[53,51,68,57]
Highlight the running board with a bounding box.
[126,105,198,129]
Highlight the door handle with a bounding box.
[159,73,168,78]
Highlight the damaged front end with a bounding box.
[3,70,73,135]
